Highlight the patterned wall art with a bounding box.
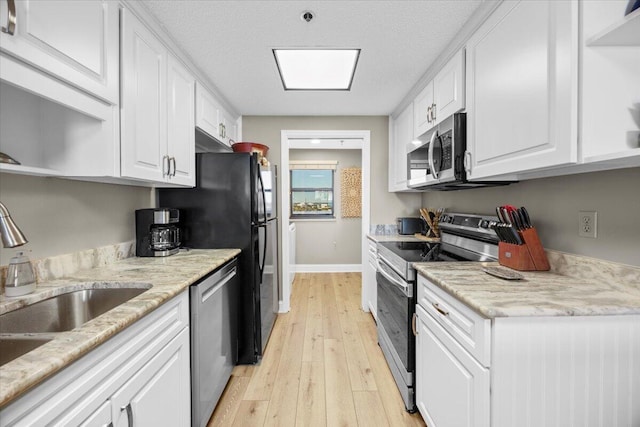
[341,167,362,218]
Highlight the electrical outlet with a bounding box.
[578,211,597,238]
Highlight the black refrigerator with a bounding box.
[158,152,279,364]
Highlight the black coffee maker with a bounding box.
[135,208,181,257]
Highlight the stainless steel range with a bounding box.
[376,212,499,412]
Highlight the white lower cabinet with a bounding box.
[111,328,190,427]
[363,240,378,316]
[416,305,489,427]
[415,275,640,427]
[0,292,191,427]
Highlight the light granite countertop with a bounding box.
[367,234,425,243]
[414,261,640,319]
[0,248,240,408]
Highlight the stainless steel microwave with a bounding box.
[406,113,514,190]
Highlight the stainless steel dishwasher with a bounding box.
[190,258,238,427]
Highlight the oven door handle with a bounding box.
[376,259,410,296]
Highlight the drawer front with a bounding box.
[417,275,491,367]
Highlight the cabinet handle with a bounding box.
[426,106,432,124]
[121,403,134,427]
[162,155,170,177]
[1,0,15,35]
[219,123,224,138]
[431,103,436,122]
[432,302,449,317]
[170,156,177,177]
[412,312,417,336]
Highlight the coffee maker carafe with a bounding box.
[135,208,181,257]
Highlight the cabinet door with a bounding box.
[389,103,413,192]
[465,0,578,179]
[433,50,464,125]
[367,250,377,318]
[111,328,191,427]
[413,81,434,138]
[0,0,119,104]
[195,83,221,140]
[415,305,489,427]
[166,54,195,187]
[120,8,167,182]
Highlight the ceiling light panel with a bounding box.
[273,49,360,91]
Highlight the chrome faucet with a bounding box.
[0,201,28,248]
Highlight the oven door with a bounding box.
[376,258,415,383]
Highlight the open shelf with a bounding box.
[587,7,640,46]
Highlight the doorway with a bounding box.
[280,130,371,313]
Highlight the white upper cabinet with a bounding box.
[0,0,119,104]
[389,103,413,192]
[121,8,195,187]
[195,83,237,148]
[413,81,435,138]
[580,0,640,166]
[121,8,167,182]
[167,55,195,186]
[464,0,578,180]
[413,49,465,138]
[432,50,465,127]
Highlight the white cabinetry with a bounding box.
[415,275,640,427]
[580,1,640,166]
[415,277,490,427]
[389,103,413,192]
[0,0,119,179]
[110,329,190,427]
[0,292,191,427]
[0,0,119,104]
[121,8,194,186]
[195,83,237,148]
[464,0,578,180]
[413,49,465,138]
[363,239,378,317]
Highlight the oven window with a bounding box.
[376,272,414,370]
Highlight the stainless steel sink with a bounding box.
[0,288,149,334]
[0,337,53,366]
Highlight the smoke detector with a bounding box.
[301,11,315,23]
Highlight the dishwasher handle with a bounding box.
[201,267,237,303]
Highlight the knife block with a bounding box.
[498,227,550,271]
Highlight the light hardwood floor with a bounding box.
[208,272,426,427]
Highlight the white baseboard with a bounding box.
[294,264,362,273]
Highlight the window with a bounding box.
[290,169,335,218]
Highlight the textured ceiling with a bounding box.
[141,0,482,116]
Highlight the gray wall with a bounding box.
[421,167,640,266]
[0,174,153,264]
[290,149,362,265]
[242,116,422,227]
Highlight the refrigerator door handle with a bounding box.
[259,223,267,281]
[257,168,268,224]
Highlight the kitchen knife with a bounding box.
[500,207,512,225]
[495,207,505,224]
[506,224,523,245]
[520,206,532,228]
[508,211,521,230]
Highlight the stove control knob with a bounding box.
[441,215,450,223]
[480,220,489,229]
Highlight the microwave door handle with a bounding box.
[428,130,438,180]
